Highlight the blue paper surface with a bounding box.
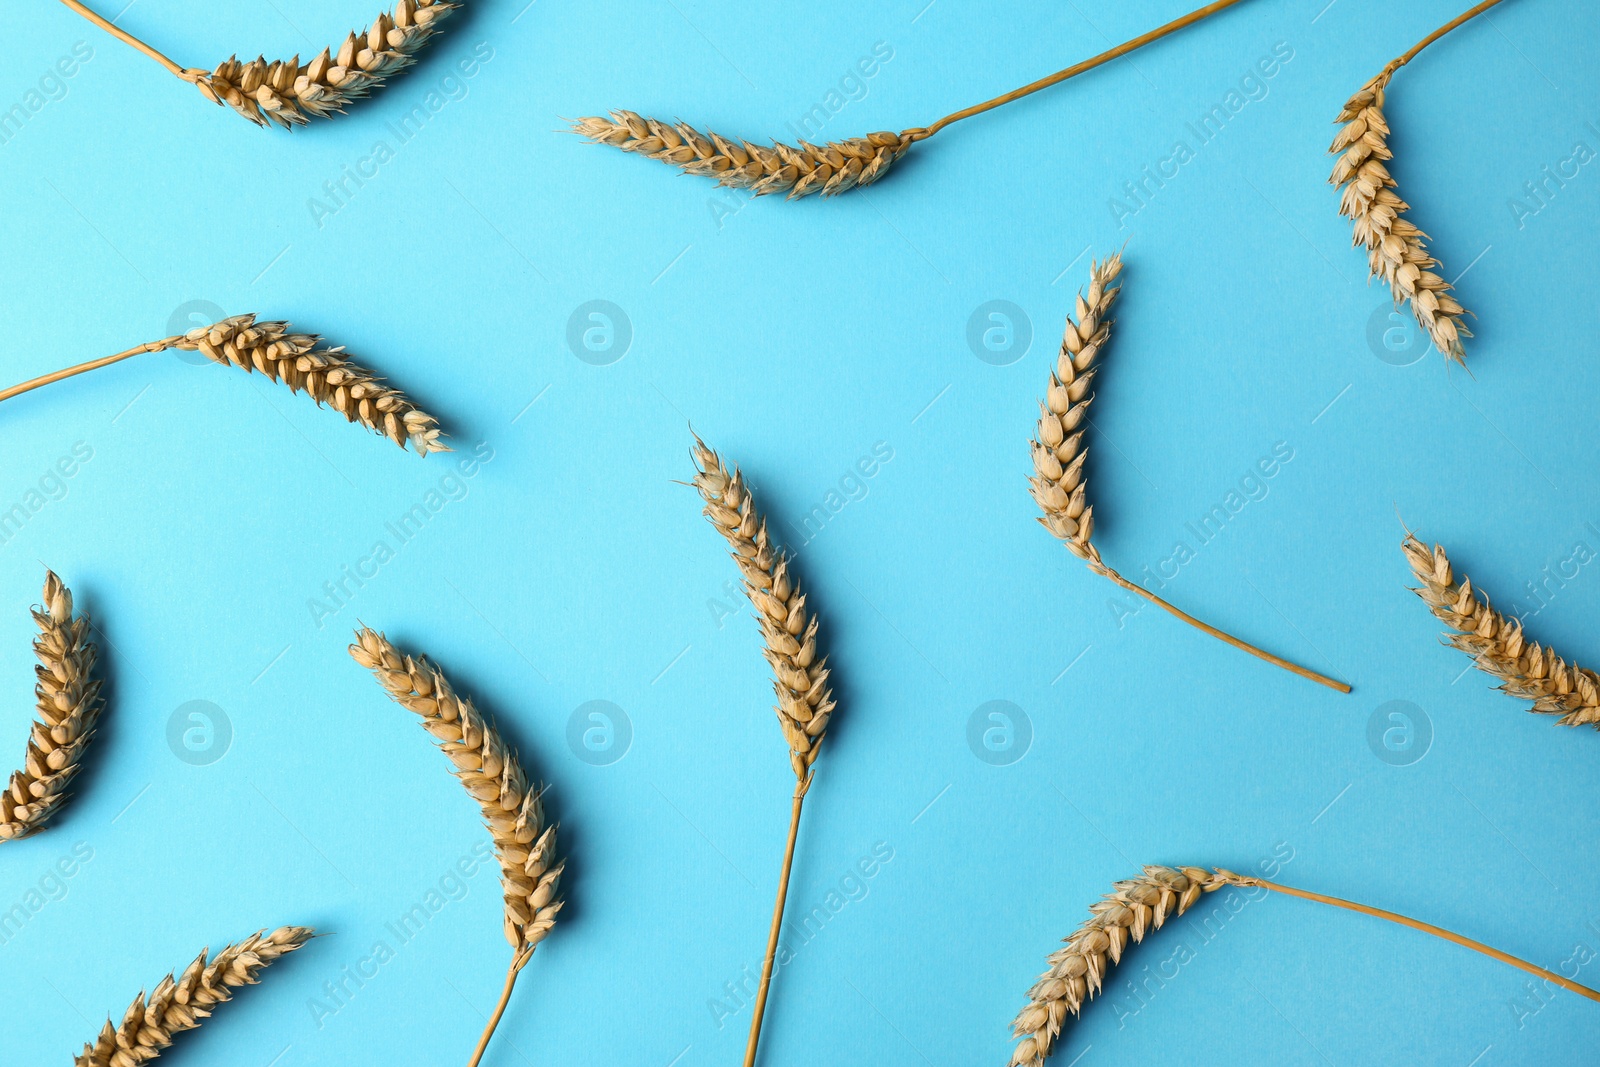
[1,1,1598,1064]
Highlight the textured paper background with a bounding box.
[1,0,1597,1063]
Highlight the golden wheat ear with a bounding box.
[349,628,563,1067]
[1030,255,1350,693]
[1008,866,1600,1065]
[1403,533,1600,726]
[58,0,460,128]
[0,314,448,456]
[689,436,836,1067]
[1,571,103,843]
[74,927,314,1066]
[574,0,1248,200]
[1329,0,1508,365]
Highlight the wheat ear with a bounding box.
[1029,256,1350,693]
[57,0,458,128]
[349,628,563,1067]
[1009,866,1600,1065]
[1330,0,1509,364]
[74,927,314,1066]
[573,0,1249,199]
[690,436,836,1067]
[0,314,447,456]
[1403,533,1599,726]
[1,571,103,843]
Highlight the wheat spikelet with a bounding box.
[191,1,459,128]
[1330,73,1470,363]
[690,436,836,782]
[1,571,103,843]
[1009,866,1227,1065]
[1028,253,1122,573]
[572,112,913,200]
[74,927,314,1066]
[1403,533,1600,726]
[350,628,563,958]
[176,315,448,456]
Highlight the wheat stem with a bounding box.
[1098,565,1350,692]
[466,948,533,1067]
[913,0,1249,140]
[1235,875,1600,1005]
[55,0,201,80]
[744,784,807,1067]
[0,339,179,405]
[1392,0,1511,72]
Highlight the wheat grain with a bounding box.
[74,927,314,1066]
[1028,258,1349,692]
[350,628,563,956]
[1404,533,1600,726]
[690,436,835,781]
[1,571,103,843]
[59,0,458,129]
[572,113,912,199]
[1330,73,1470,363]
[1010,866,1225,1066]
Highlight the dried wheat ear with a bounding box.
[1,571,103,843]
[1009,864,1600,1065]
[0,314,448,456]
[1404,533,1599,726]
[59,0,458,128]
[573,0,1248,199]
[75,927,314,1066]
[350,628,562,1067]
[1030,256,1349,693]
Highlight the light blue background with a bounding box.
[2,0,1598,1064]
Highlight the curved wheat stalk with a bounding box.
[1330,0,1509,364]
[1403,533,1599,726]
[58,0,459,128]
[0,314,447,456]
[573,0,1250,199]
[1,571,103,843]
[1009,866,1600,1065]
[75,927,314,1066]
[350,628,563,1067]
[690,436,836,1067]
[1029,255,1349,693]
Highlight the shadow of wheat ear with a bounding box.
[1009,866,1600,1065]
[57,0,458,127]
[1404,532,1600,726]
[1030,255,1350,693]
[74,927,314,1066]
[573,0,1251,199]
[350,628,564,1067]
[0,314,448,456]
[1,570,103,843]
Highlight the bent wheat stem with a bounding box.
[575,0,1250,198]
[1029,256,1349,693]
[1010,866,1598,1065]
[1,315,447,455]
[690,437,837,1067]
